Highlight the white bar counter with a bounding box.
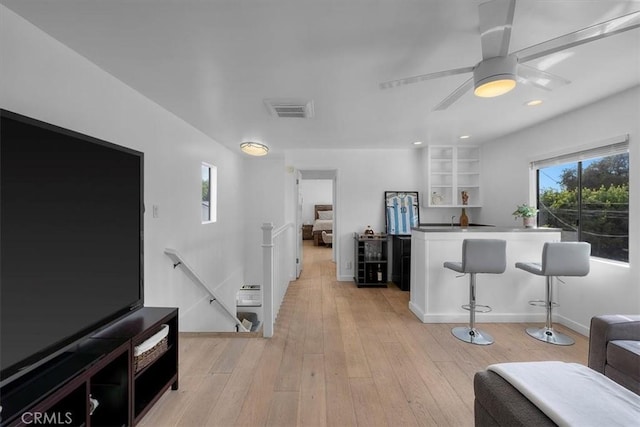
[409,226,561,323]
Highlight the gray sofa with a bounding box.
[587,314,640,394]
[473,315,640,426]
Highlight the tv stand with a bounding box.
[0,307,178,427]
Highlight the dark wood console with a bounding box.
[0,307,178,427]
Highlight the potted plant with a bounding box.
[512,203,538,228]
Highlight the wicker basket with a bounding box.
[134,336,168,373]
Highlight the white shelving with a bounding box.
[425,145,481,207]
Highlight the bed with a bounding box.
[312,204,333,246]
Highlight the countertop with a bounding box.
[413,225,561,233]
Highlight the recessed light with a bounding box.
[459,135,471,140]
[412,141,423,145]
[525,99,543,107]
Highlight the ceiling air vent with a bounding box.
[264,99,314,119]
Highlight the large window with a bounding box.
[534,140,629,262]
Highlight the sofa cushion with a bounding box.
[607,340,640,383]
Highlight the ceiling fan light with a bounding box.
[240,141,269,156]
[474,78,516,97]
[473,56,517,98]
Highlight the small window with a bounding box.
[201,163,217,223]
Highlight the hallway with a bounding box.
[140,240,588,426]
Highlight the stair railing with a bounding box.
[165,248,249,332]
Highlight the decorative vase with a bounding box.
[461,190,469,206]
[364,225,374,235]
[460,208,469,228]
[523,216,536,228]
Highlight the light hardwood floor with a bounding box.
[139,240,588,427]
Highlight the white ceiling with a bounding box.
[2,0,639,154]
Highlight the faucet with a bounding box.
[451,216,457,227]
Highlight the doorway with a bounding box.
[297,170,337,279]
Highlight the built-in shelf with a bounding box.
[425,145,481,207]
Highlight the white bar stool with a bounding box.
[515,242,591,345]
[444,239,507,345]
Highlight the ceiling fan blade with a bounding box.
[432,77,474,111]
[515,10,640,63]
[479,0,516,59]
[517,64,571,91]
[379,66,474,90]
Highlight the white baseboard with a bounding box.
[556,314,590,337]
[408,301,427,321]
[344,280,590,337]
[408,308,547,324]
[406,307,588,337]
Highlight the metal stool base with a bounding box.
[452,326,494,345]
[526,326,574,346]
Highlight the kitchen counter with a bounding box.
[414,225,561,233]
[409,227,562,323]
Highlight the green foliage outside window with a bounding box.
[538,154,629,262]
[202,179,210,203]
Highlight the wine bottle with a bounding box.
[377,264,383,282]
[460,208,469,228]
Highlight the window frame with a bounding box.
[530,135,629,263]
[201,162,217,224]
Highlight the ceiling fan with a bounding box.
[379,0,640,111]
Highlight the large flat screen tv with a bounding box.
[1,109,144,384]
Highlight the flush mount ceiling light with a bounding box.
[459,135,471,140]
[240,142,269,156]
[473,56,517,98]
[412,141,423,145]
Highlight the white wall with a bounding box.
[242,155,287,289]
[0,6,246,332]
[300,179,333,224]
[285,149,423,280]
[285,148,484,281]
[479,87,640,335]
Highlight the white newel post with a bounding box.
[262,222,274,338]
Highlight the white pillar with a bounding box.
[261,223,274,337]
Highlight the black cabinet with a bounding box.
[1,307,178,427]
[353,233,388,287]
[392,235,411,291]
